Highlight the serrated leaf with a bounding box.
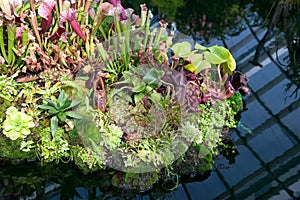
[171,41,192,57]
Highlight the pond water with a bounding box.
[1,1,300,200]
[167,26,300,200]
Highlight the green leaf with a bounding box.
[61,80,82,90]
[189,54,212,74]
[143,69,158,84]
[57,90,68,106]
[203,45,230,64]
[50,116,59,136]
[7,25,16,65]
[65,111,84,119]
[184,64,196,73]
[145,85,154,93]
[61,99,82,112]
[208,46,230,57]
[227,54,236,71]
[143,68,164,85]
[132,82,146,93]
[48,108,60,115]
[43,98,58,109]
[194,43,207,51]
[222,53,236,74]
[70,99,83,108]
[171,41,192,57]
[122,71,133,82]
[57,101,71,112]
[203,51,227,64]
[134,93,144,104]
[0,26,8,62]
[195,60,211,74]
[38,104,55,110]
[58,112,67,122]
[132,77,140,86]
[22,28,29,46]
[149,91,161,104]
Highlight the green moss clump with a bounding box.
[0,135,36,164]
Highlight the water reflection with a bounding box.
[0,145,235,200]
[195,1,300,198]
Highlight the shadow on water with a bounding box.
[1,0,300,199]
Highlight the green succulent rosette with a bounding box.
[3,106,35,140]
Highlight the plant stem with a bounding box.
[134,34,143,51]
[58,0,63,12]
[114,13,122,39]
[153,26,163,50]
[91,14,106,40]
[55,0,60,24]
[29,10,42,47]
[143,10,152,48]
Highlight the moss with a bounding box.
[0,134,36,164]
[228,92,244,113]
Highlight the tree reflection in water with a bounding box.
[248,0,300,97]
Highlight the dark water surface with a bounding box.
[167,28,300,200]
[1,1,300,199]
